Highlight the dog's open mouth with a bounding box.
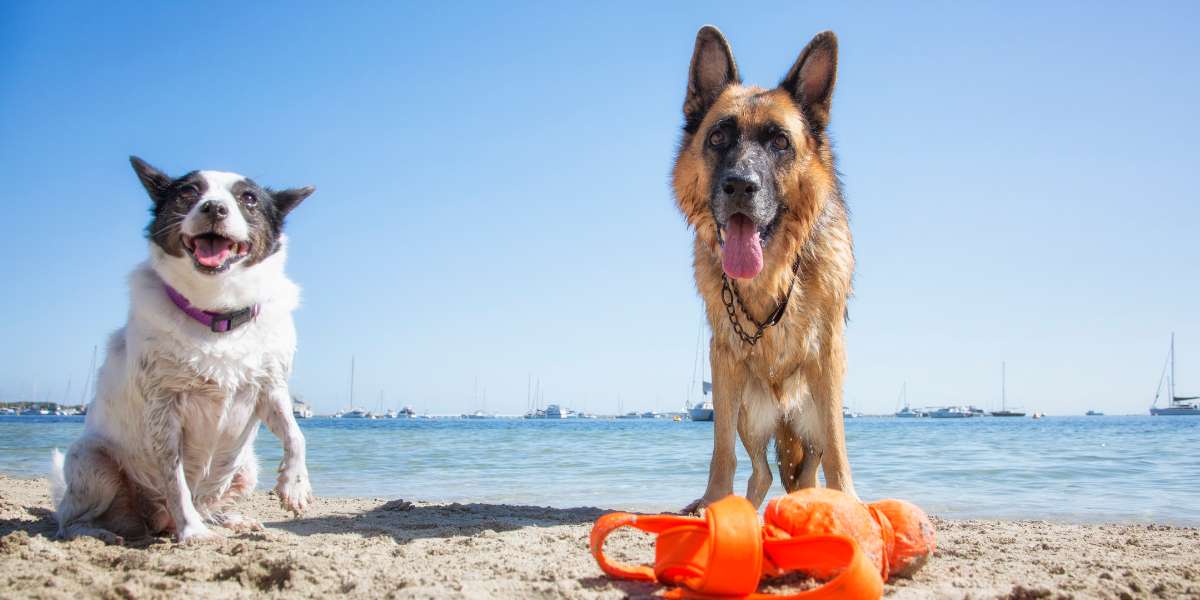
[719,213,766,280]
[182,233,251,274]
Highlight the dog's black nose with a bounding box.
[200,200,229,220]
[721,175,759,198]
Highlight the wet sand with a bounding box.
[1,474,1197,599]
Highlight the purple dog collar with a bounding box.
[163,284,260,333]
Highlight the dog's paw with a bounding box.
[681,495,727,516]
[63,527,124,545]
[681,497,708,516]
[95,530,125,545]
[274,469,314,516]
[212,513,264,533]
[177,524,221,545]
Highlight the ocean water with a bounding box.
[1,415,1197,525]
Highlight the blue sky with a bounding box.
[1,2,1197,415]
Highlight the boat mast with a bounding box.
[80,345,97,405]
[349,355,356,410]
[1002,361,1007,411]
[689,313,704,410]
[1170,332,1176,405]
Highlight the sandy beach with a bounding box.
[1,474,1197,599]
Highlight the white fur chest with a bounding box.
[126,259,299,397]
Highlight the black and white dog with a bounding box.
[51,157,316,544]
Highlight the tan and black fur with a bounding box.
[673,26,856,511]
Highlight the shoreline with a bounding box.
[1,474,1197,599]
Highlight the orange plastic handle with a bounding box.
[755,535,884,600]
[590,511,703,581]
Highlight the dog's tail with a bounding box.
[49,448,67,510]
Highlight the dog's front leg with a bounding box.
[809,335,857,499]
[258,384,313,515]
[684,343,746,514]
[144,392,216,543]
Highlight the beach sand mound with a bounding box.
[1,474,1197,599]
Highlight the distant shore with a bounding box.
[1,475,1196,599]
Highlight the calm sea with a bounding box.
[1,415,1196,525]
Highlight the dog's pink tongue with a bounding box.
[193,237,233,268]
[722,214,763,279]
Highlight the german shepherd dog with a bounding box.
[673,26,856,512]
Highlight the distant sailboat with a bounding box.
[341,355,369,418]
[686,316,714,422]
[990,362,1026,417]
[1150,333,1199,416]
[79,344,98,415]
[463,376,494,419]
[894,382,923,418]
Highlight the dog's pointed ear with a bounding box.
[271,186,315,216]
[781,31,838,134]
[130,156,172,204]
[684,25,740,134]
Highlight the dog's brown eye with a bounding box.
[179,185,199,200]
[772,134,790,151]
[708,129,727,147]
[241,192,257,206]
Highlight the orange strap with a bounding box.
[590,496,882,599]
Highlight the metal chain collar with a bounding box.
[719,255,802,346]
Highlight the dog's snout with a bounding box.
[720,175,759,199]
[200,200,229,220]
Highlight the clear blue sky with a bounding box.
[2,2,1197,416]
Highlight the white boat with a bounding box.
[1150,333,1200,416]
[341,408,370,419]
[928,406,974,419]
[841,406,861,419]
[292,399,313,419]
[689,400,714,422]
[20,407,49,416]
[463,410,493,419]
[0,408,15,416]
[894,383,923,418]
[641,411,658,419]
[399,406,416,418]
[544,404,574,419]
